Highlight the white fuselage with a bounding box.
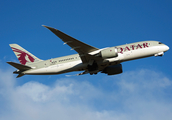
[23,41,169,75]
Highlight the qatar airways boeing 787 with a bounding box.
[7,25,169,78]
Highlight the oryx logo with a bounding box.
[11,47,35,65]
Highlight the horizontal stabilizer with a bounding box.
[17,74,25,78]
[7,62,32,70]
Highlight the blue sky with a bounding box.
[0,0,172,120]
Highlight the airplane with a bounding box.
[7,25,169,78]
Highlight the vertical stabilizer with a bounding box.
[9,44,42,65]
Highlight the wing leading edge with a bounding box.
[43,25,99,63]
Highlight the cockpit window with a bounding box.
[159,42,163,44]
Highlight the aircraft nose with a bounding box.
[164,45,169,52]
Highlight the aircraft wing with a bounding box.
[43,25,99,63]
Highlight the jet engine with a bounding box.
[102,64,123,75]
[97,47,118,59]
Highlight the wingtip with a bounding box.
[42,25,48,28]
[42,25,59,32]
[42,25,54,30]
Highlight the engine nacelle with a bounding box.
[99,47,118,59]
[102,64,123,75]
